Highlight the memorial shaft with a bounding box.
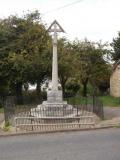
[52,22,58,91]
[46,20,65,104]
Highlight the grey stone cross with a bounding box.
[48,20,64,91]
[46,20,66,103]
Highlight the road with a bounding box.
[0,128,120,160]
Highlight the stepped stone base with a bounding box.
[42,101,67,108]
[32,90,67,117]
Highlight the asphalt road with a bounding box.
[0,128,120,160]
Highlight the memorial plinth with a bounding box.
[47,90,63,103]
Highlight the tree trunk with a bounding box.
[60,77,67,98]
[82,78,88,97]
[36,80,42,102]
[15,82,23,105]
[62,82,66,98]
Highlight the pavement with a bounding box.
[104,106,120,119]
[0,128,120,160]
[0,113,4,133]
[0,113,4,123]
[95,106,120,128]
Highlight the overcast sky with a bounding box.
[0,0,120,43]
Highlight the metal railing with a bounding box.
[3,96,103,132]
[14,115,95,132]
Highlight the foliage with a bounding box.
[65,95,120,107]
[58,38,75,96]
[0,11,112,103]
[22,90,47,104]
[3,121,11,132]
[0,108,4,113]
[0,11,51,103]
[111,32,120,61]
[72,39,111,96]
[65,79,80,97]
[65,95,93,105]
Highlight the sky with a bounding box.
[0,0,120,43]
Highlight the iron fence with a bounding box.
[3,95,104,132]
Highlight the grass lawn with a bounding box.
[65,95,120,107]
[0,95,119,112]
[65,96,93,105]
[0,108,4,113]
[99,95,120,107]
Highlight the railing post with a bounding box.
[4,96,15,124]
[93,94,95,113]
[14,117,17,132]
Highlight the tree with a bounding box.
[58,38,75,97]
[72,39,111,96]
[111,32,120,61]
[0,11,51,104]
[26,48,52,102]
[65,79,80,97]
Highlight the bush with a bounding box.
[3,121,11,132]
[65,81,80,98]
[22,90,47,104]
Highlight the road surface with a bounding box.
[0,128,120,160]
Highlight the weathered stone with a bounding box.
[44,20,66,106]
[110,60,120,97]
[47,90,63,103]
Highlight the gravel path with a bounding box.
[104,106,120,119]
[0,113,4,132]
[0,113,4,123]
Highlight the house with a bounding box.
[110,60,120,97]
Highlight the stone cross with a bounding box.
[48,20,64,91]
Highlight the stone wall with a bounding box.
[110,64,120,97]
